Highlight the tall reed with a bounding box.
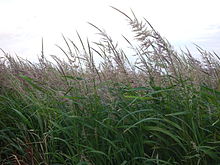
[0,8,220,165]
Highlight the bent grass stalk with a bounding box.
[0,8,220,165]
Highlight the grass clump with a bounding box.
[1,8,220,165]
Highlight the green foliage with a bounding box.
[1,8,220,165]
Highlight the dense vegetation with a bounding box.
[1,9,220,164]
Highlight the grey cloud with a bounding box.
[193,29,220,54]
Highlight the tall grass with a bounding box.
[0,9,220,164]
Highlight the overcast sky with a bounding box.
[0,0,220,61]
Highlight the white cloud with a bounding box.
[0,0,220,59]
